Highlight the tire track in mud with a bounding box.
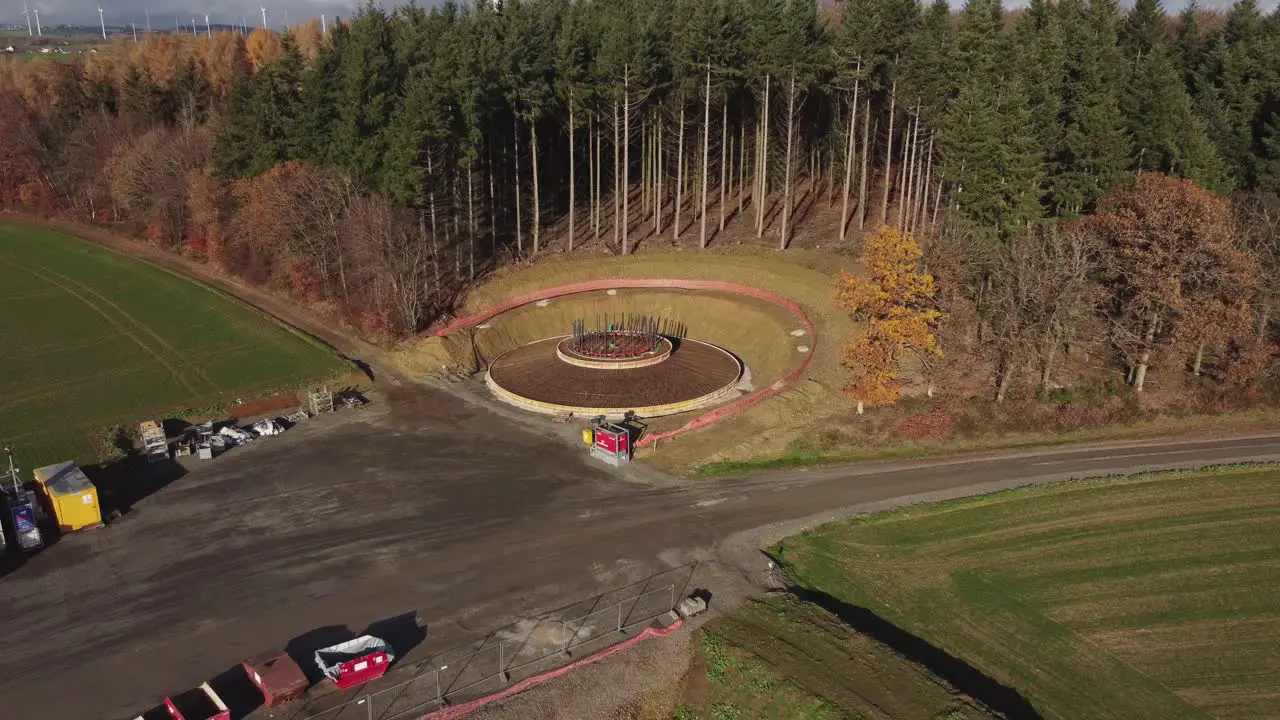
[31,262,220,393]
[0,257,203,396]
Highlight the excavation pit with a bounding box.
[487,334,742,418]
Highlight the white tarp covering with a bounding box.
[252,419,284,437]
[218,426,255,446]
[314,635,395,681]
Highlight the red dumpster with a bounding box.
[314,635,395,690]
[243,650,310,706]
[163,682,230,720]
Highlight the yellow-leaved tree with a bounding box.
[836,225,941,413]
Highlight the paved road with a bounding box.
[3,384,1280,720]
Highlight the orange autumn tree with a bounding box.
[836,226,941,413]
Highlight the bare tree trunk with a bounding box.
[880,80,896,226]
[613,97,620,249]
[719,92,728,235]
[752,73,762,237]
[641,113,649,217]
[488,139,497,255]
[826,140,836,205]
[426,156,440,291]
[588,113,596,244]
[530,122,540,254]
[858,101,871,230]
[1133,313,1159,391]
[897,108,915,230]
[594,114,602,242]
[780,71,796,250]
[738,122,746,217]
[909,122,926,234]
[467,159,476,280]
[701,62,711,249]
[932,177,943,229]
[623,65,631,255]
[674,93,686,241]
[840,72,861,241]
[1259,299,1271,340]
[513,117,523,255]
[1192,339,1206,376]
[1040,332,1057,391]
[568,98,576,253]
[996,356,1016,403]
[656,115,663,234]
[917,133,934,234]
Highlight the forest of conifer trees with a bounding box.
[1,0,1278,373]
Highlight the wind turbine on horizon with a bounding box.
[22,0,32,35]
[33,6,41,36]
[97,5,106,40]
[260,6,267,30]
[204,12,210,36]
[145,7,150,33]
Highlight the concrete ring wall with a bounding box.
[555,336,674,370]
[485,345,742,419]
[430,279,816,448]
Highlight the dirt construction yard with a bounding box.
[0,384,667,720]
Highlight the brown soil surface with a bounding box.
[224,393,302,419]
[489,337,741,412]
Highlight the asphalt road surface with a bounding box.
[4,384,1280,720]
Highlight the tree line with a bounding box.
[1,0,1278,347]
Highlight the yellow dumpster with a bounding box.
[33,462,102,532]
[582,428,594,445]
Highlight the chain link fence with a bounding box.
[274,584,678,720]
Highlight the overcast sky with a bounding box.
[4,0,1276,33]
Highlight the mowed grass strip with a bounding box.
[776,467,1280,720]
[0,224,350,468]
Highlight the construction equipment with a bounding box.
[32,461,102,532]
[587,418,631,466]
[314,635,394,689]
[140,421,169,463]
[2,448,44,552]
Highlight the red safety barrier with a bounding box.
[420,619,684,720]
[427,279,816,447]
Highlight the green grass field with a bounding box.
[0,224,350,468]
[679,596,989,719]
[773,466,1280,719]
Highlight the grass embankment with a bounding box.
[751,466,1280,719]
[678,596,989,720]
[0,224,354,468]
[696,404,1280,476]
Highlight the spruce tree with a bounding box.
[330,2,399,188]
[1119,0,1166,60]
[293,23,343,164]
[1015,0,1066,179]
[1052,0,1131,214]
[942,0,1044,241]
[1124,44,1227,190]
